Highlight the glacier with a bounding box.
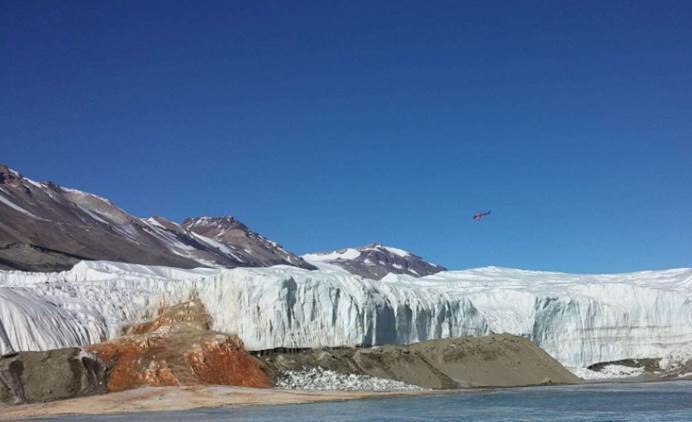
[1,261,691,369]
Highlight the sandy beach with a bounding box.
[0,385,442,419]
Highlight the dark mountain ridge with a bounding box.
[0,164,314,272]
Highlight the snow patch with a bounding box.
[61,187,113,205]
[24,178,44,189]
[0,192,41,219]
[275,367,425,392]
[144,217,165,229]
[382,246,410,257]
[190,231,244,261]
[303,248,361,262]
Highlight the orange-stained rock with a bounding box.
[186,334,272,387]
[86,299,271,392]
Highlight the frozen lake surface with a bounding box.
[41,381,692,421]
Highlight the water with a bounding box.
[46,381,692,421]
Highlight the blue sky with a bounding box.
[2,1,691,273]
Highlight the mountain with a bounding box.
[182,216,311,269]
[302,243,446,279]
[0,164,314,271]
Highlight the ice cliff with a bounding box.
[1,261,691,369]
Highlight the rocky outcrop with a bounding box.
[86,299,272,392]
[0,348,107,404]
[0,164,311,271]
[260,334,581,389]
[0,299,271,405]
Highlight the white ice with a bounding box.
[303,248,362,261]
[0,262,691,372]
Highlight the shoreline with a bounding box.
[4,378,691,420]
[0,385,446,420]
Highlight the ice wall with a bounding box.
[1,261,691,368]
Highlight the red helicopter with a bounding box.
[473,210,491,221]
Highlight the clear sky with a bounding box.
[2,1,691,273]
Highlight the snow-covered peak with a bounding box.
[303,243,445,280]
[362,243,412,257]
[305,243,413,261]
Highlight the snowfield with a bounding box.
[1,261,691,371]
